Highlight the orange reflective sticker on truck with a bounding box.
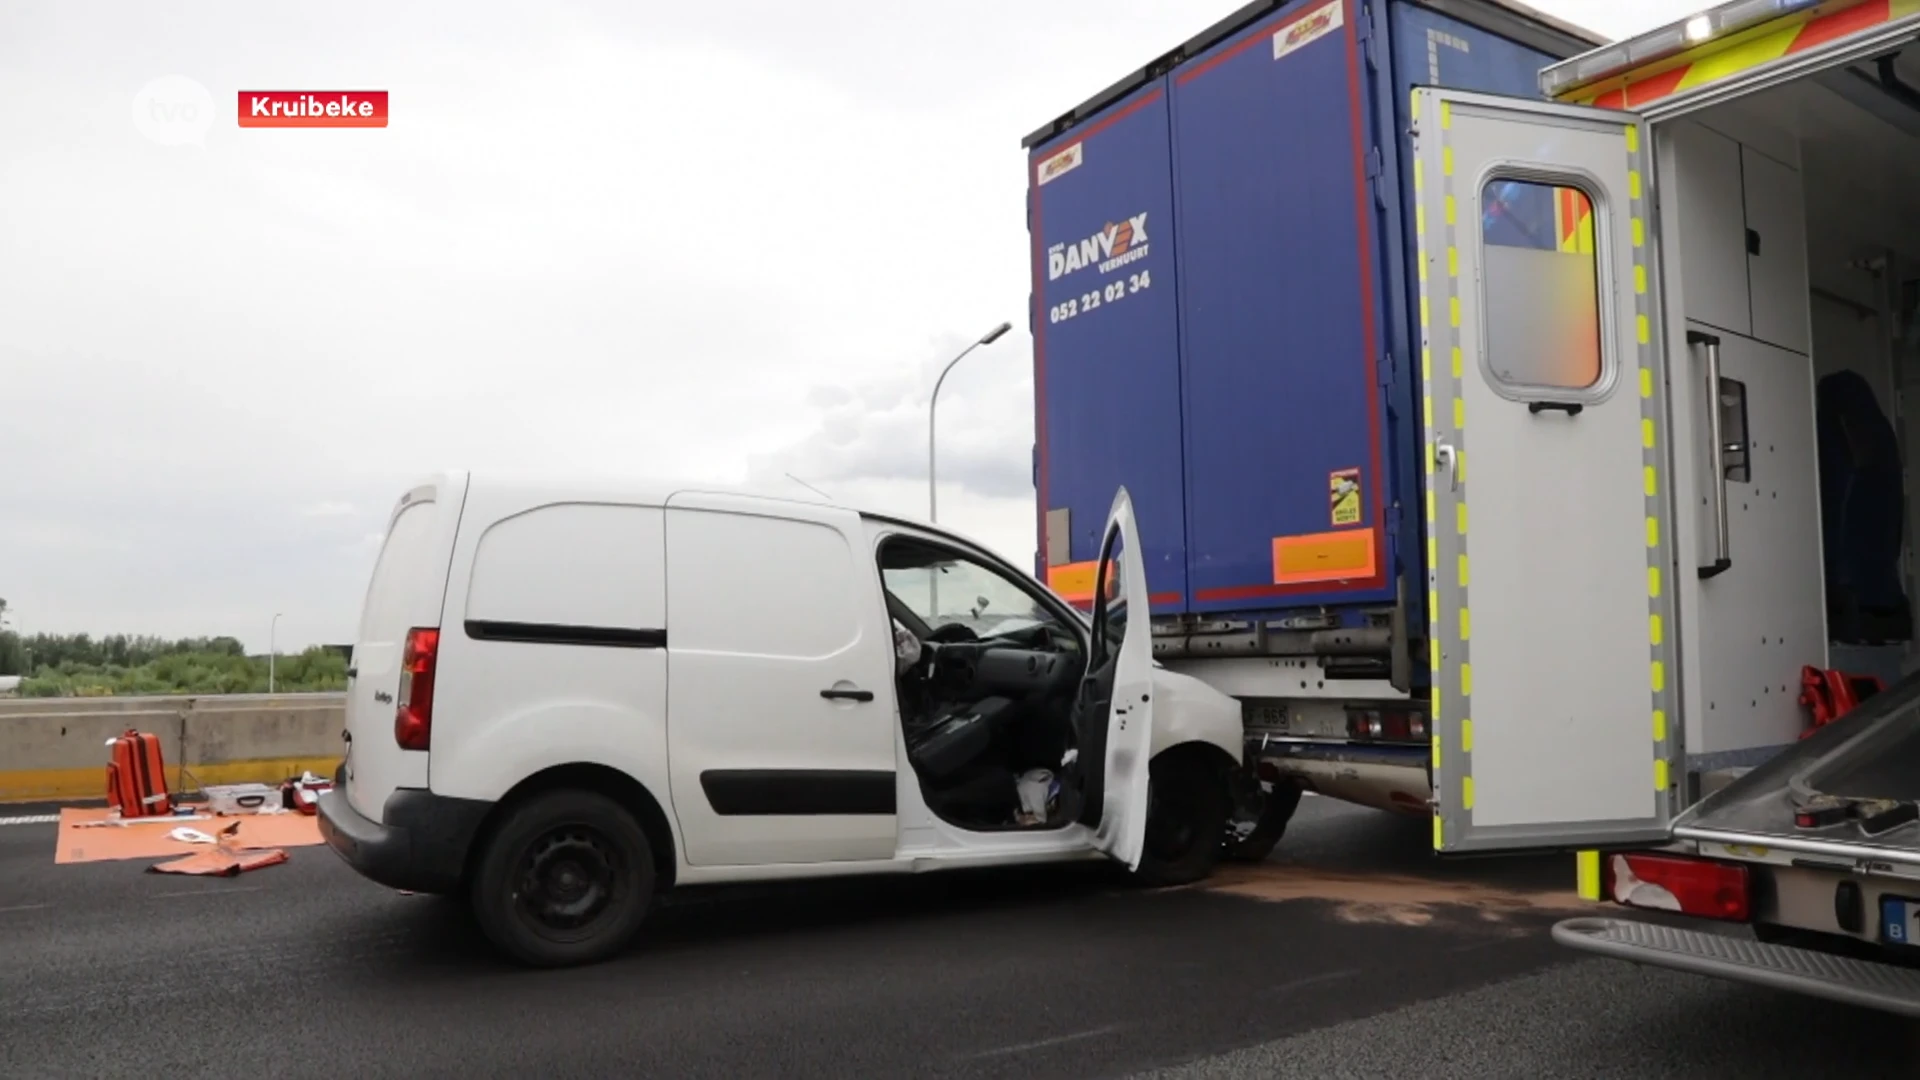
[1272,530,1378,586]
[1046,560,1099,603]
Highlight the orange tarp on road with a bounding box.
[55,806,323,865]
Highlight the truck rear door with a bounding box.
[1411,88,1679,853]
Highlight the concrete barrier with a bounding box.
[0,693,346,803]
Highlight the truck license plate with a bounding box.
[1246,703,1286,729]
[1880,896,1920,946]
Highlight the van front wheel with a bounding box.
[1132,751,1230,888]
[470,789,656,968]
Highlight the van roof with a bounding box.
[442,469,832,511]
[436,469,966,536]
[405,469,1046,589]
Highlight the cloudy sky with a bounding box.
[0,0,1695,651]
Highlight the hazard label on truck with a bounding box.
[1273,0,1343,62]
[1329,468,1362,527]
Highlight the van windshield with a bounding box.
[878,539,1067,642]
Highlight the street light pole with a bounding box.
[927,320,1012,622]
[928,320,1013,525]
[269,612,283,695]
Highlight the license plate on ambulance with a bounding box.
[1880,896,1920,946]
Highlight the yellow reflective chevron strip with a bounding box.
[1425,92,1470,850]
[1625,122,1677,798]
[1576,850,1602,901]
[1567,3,1920,111]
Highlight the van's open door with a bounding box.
[1411,89,1680,853]
[1078,487,1156,870]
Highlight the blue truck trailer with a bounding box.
[1023,0,1605,846]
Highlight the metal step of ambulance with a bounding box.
[1553,916,1920,1018]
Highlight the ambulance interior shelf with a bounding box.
[1785,673,1920,840]
[1678,672,1920,853]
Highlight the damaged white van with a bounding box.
[317,473,1244,967]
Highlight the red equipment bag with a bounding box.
[106,729,173,817]
[1798,666,1886,738]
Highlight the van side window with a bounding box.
[465,502,667,633]
[879,538,1073,644]
[1478,178,1606,393]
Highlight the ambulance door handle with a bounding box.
[1433,441,1459,492]
[1689,329,1734,581]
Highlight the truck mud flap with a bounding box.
[1553,917,1920,1018]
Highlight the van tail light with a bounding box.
[1604,852,1750,922]
[394,627,440,752]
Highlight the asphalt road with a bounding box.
[2,797,1917,1079]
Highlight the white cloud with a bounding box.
[0,0,1687,650]
[299,502,358,518]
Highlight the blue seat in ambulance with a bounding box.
[1817,369,1911,644]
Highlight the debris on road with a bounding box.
[149,822,289,877]
[1193,862,1592,929]
[148,847,289,876]
[56,805,324,864]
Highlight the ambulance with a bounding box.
[1405,0,1920,1013]
[1024,0,1920,1013]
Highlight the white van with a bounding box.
[317,472,1244,967]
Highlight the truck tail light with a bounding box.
[394,627,440,752]
[1347,708,1428,743]
[1604,852,1750,922]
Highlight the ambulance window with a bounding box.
[1478,179,1604,393]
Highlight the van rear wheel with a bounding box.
[470,789,655,968]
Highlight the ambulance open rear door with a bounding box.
[1411,88,1681,854]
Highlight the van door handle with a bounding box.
[820,688,874,702]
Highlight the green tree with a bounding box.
[9,633,349,697]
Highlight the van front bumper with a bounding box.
[316,786,493,895]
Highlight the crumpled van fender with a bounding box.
[1146,665,1243,767]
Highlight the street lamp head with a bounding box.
[979,321,1013,345]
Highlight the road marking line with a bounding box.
[151,885,266,899]
[0,903,50,914]
[1270,968,1361,994]
[0,814,59,827]
[972,1023,1123,1059]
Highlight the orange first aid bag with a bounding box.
[106,729,173,818]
